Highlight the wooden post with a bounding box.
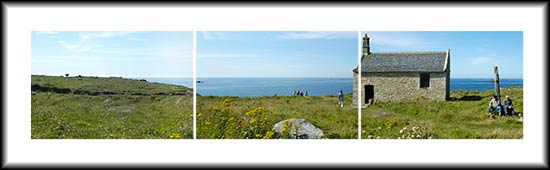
[493,66,501,104]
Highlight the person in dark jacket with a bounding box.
[338,90,344,108]
[503,95,515,116]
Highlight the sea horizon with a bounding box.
[192,77,520,97]
[31,74,522,80]
[31,75,522,97]
[195,77,353,97]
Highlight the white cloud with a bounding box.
[199,31,225,40]
[198,53,257,59]
[365,32,437,50]
[199,31,356,40]
[77,46,94,52]
[473,57,497,64]
[35,31,58,35]
[128,37,146,42]
[81,31,136,39]
[81,47,193,61]
[278,31,356,40]
[79,34,92,42]
[57,40,81,50]
[31,55,104,65]
[57,31,138,52]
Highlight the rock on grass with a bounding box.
[272,118,324,139]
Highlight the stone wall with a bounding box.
[355,72,449,104]
[352,72,359,106]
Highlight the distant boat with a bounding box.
[197,81,204,83]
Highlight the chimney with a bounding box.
[363,33,370,56]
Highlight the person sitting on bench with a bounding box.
[503,95,515,116]
[488,95,502,116]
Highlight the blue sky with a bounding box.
[363,31,523,79]
[197,31,358,78]
[32,31,193,78]
[32,31,522,79]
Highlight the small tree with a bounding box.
[65,74,69,77]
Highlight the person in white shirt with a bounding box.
[487,95,502,116]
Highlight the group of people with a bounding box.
[488,95,515,116]
[292,90,345,108]
[293,90,308,96]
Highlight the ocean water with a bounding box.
[450,78,523,91]
[197,78,353,97]
[144,78,523,97]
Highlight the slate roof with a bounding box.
[357,51,448,73]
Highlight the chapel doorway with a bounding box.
[365,85,374,104]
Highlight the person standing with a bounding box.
[338,90,344,108]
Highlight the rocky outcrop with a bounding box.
[31,84,190,96]
[272,118,324,139]
[31,84,71,93]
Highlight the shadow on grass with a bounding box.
[451,95,483,101]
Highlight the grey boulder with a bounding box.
[272,118,324,139]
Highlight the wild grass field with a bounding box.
[361,86,523,139]
[31,75,193,139]
[197,94,358,139]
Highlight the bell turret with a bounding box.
[363,34,370,56]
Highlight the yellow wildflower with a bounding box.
[282,122,290,132]
[221,107,230,113]
[222,98,231,107]
[257,107,265,114]
[250,118,257,124]
[263,131,274,139]
[209,105,219,111]
[169,133,181,139]
[244,110,256,117]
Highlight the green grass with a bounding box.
[361,86,523,139]
[32,74,522,139]
[31,75,193,139]
[32,75,192,95]
[197,94,358,139]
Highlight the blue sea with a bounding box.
[142,78,523,97]
[196,78,353,97]
[450,78,523,91]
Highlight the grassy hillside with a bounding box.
[31,75,193,139]
[32,75,192,95]
[197,94,358,139]
[361,86,523,139]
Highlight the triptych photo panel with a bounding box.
[31,31,523,140]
